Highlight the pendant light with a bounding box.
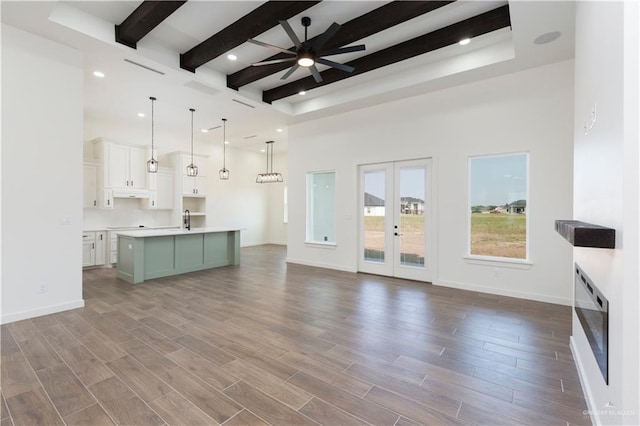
[186,108,198,177]
[219,118,230,180]
[256,141,283,183]
[146,96,158,173]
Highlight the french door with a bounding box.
[358,159,433,282]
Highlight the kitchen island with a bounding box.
[116,227,240,284]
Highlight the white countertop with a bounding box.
[116,227,241,238]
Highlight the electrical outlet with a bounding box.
[38,284,48,294]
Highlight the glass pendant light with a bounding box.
[219,118,230,180]
[146,96,158,173]
[256,141,283,183]
[186,108,198,177]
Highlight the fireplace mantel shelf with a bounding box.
[555,220,616,249]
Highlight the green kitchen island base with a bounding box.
[116,227,241,284]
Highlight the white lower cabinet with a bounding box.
[82,232,96,267]
[109,232,118,264]
[83,231,106,267]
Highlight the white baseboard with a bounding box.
[435,279,572,306]
[240,241,269,247]
[571,336,599,425]
[286,257,358,273]
[1,299,85,324]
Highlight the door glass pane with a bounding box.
[363,170,385,262]
[399,166,425,267]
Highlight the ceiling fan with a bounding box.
[248,17,365,83]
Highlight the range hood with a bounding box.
[112,188,149,199]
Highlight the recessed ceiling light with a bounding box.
[458,38,471,46]
[276,128,283,132]
[261,149,266,152]
[227,54,237,61]
[201,129,209,133]
[298,91,306,96]
[534,31,562,45]
[137,113,145,117]
[224,141,230,145]
[93,71,105,78]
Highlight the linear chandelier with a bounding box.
[256,140,283,183]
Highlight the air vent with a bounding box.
[184,81,220,96]
[123,59,165,75]
[232,99,256,109]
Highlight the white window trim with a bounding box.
[467,152,530,262]
[463,255,533,269]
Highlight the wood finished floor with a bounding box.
[1,245,589,426]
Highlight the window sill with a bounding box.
[305,241,337,249]
[463,255,533,270]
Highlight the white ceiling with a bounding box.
[1,1,575,153]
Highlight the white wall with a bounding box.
[266,151,288,245]
[1,25,84,323]
[83,117,272,246]
[571,2,639,424]
[287,59,575,305]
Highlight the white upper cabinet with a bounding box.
[147,169,174,209]
[106,143,147,189]
[182,176,207,196]
[83,162,98,208]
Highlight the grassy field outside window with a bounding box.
[469,153,528,260]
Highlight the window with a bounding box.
[283,186,288,224]
[306,171,335,244]
[469,153,528,260]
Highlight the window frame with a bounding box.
[305,170,337,246]
[467,152,530,263]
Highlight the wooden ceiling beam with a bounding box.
[262,4,511,104]
[180,1,321,73]
[115,1,187,49]
[227,1,455,90]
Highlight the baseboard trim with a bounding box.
[435,279,572,306]
[571,336,599,425]
[1,299,85,324]
[241,241,269,248]
[286,257,358,273]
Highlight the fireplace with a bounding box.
[575,263,609,384]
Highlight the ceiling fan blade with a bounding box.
[319,44,366,57]
[316,58,355,73]
[279,20,302,49]
[313,22,341,51]
[281,63,300,80]
[252,58,297,66]
[309,64,323,83]
[247,38,295,55]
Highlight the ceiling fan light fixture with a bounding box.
[297,54,315,67]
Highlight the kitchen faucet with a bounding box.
[184,209,191,230]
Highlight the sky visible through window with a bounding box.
[470,154,527,206]
[364,168,425,200]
